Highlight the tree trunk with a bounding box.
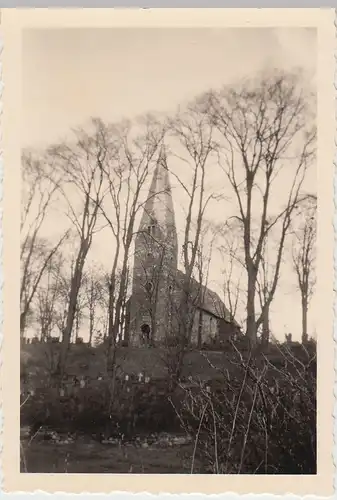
[75,306,80,342]
[261,303,270,348]
[246,272,257,346]
[106,285,116,373]
[120,300,126,344]
[88,308,94,346]
[301,295,308,344]
[20,313,26,339]
[197,309,203,348]
[56,254,85,382]
[106,265,128,403]
[106,293,118,411]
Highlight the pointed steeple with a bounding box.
[138,145,177,244]
[128,146,178,347]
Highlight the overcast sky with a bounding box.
[22,27,317,341]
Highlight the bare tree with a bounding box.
[256,237,273,347]
[20,151,66,337]
[224,274,243,331]
[73,283,87,343]
[291,197,316,343]
[50,258,74,341]
[35,251,65,342]
[96,116,165,394]
[194,224,216,348]
[216,218,246,328]
[21,151,59,245]
[202,70,316,345]
[166,102,218,383]
[82,267,106,346]
[20,233,69,338]
[48,118,109,381]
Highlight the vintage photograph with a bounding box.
[20,26,318,475]
[4,9,332,492]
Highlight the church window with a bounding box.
[147,224,156,236]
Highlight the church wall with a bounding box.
[190,312,199,345]
[205,312,219,340]
[218,318,241,341]
[190,309,219,346]
[129,229,177,346]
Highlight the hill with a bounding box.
[21,340,315,389]
[21,343,230,384]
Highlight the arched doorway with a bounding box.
[140,323,151,345]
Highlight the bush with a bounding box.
[21,378,181,439]
[173,344,316,474]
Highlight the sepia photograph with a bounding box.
[1,7,335,495]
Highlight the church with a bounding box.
[124,149,240,347]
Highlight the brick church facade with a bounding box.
[124,149,240,347]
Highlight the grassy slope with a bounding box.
[21,341,313,389]
[21,343,229,383]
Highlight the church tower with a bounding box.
[126,147,178,346]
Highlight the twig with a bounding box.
[20,441,28,473]
[20,394,31,408]
[27,425,42,447]
[224,350,252,472]
[238,379,258,474]
[190,401,208,474]
[209,399,219,473]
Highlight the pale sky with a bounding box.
[22,27,317,341]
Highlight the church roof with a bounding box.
[128,267,238,326]
[175,270,238,325]
[132,145,239,329]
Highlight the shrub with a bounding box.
[172,343,316,474]
[20,378,181,438]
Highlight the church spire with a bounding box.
[138,145,177,244]
[128,145,178,346]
